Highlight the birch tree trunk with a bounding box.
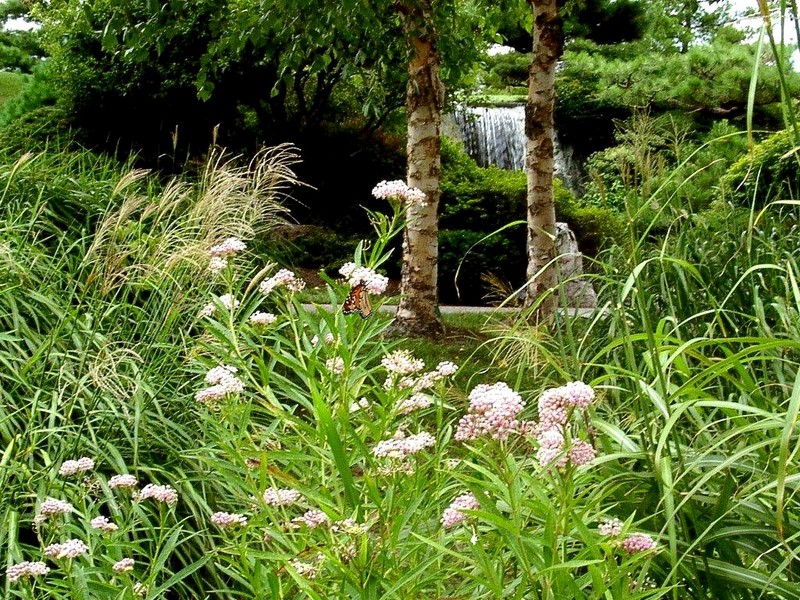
[524,0,563,319]
[395,0,445,336]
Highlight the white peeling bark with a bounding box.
[525,0,563,319]
[395,0,444,336]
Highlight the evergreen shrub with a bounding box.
[721,129,800,207]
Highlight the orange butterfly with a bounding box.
[343,282,372,319]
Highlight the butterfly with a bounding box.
[343,282,372,319]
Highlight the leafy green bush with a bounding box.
[721,129,800,207]
[484,51,530,89]
[440,137,623,302]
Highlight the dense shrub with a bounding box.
[721,128,800,207]
[439,138,623,303]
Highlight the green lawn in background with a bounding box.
[0,71,28,106]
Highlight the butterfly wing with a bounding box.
[343,283,371,319]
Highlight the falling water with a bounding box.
[450,105,579,190]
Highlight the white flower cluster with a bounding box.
[200,293,240,317]
[396,393,433,415]
[109,474,138,489]
[371,180,427,204]
[208,237,246,274]
[292,509,330,529]
[58,457,95,476]
[39,497,74,517]
[6,561,50,583]
[262,487,302,507]
[91,515,119,533]
[210,511,249,528]
[195,365,245,405]
[113,558,135,572]
[249,311,277,326]
[381,349,425,375]
[325,357,345,375]
[339,262,389,295]
[44,539,89,560]
[372,431,435,459]
[209,237,246,258]
[260,268,306,295]
[137,483,179,505]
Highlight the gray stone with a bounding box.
[555,222,597,309]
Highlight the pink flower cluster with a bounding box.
[441,492,480,528]
[292,509,330,529]
[59,457,95,476]
[109,474,138,489]
[211,511,248,528]
[195,365,245,405]
[6,561,50,583]
[259,268,306,295]
[532,382,597,469]
[200,293,240,317]
[621,533,657,554]
[262,487,302,507]
[598,517,624,537]
[209,237,246,258]
[39,497,74,517]
[381,349,424,375]
[382,352,458,392]
[455,382,525,441]
[113,558,135,572]
[44,539,88,560]
[91,515,119,533]
[137,483,178,505]
[396,393,433,415]
[372,431,435,459]
[325,357,345,375]
[371,180,427,204]
[208,237,246,274]
[339,263,389,295]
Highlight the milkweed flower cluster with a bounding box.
[44,539,89,560]
[208,237,246,273]
[598,517,624,537]
[396,393,433,415]
[249,311,277,326]
[91,515,119,534]
[621,533,657,554]
[262,487,302,507]
[200,293,241,317]
[195,364,245,405]
[455,382,525,441]
[211,511,248,528]
[109,474,138,489]
[290,556,322,579]
[532,381,597,469]
[441,492,480,528]
[292,509,330,529]
[59,457,95,476]
[325,357,345,375]
[260,268,306,295]
[371,180,427,205]
[339,262,389,295]
[372,430,435,459]
[113,558,135,573]
[6,561,50,583]
[382,349,424,375]
[137,483,179,505]
[382,349,458,392]
[38,497,74,518]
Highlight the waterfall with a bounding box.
[449,105,579,190]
